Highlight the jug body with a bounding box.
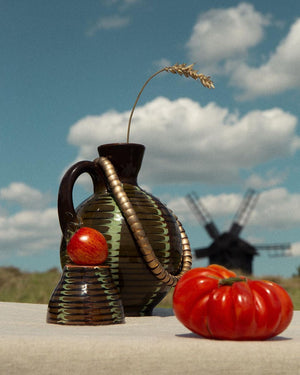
[47,265,125,325]
[58,143,191,316]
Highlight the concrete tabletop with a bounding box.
[0,302,299,375]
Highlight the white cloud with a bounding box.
[153,58,172,70]
[0,182,51,209]
[122,0,140,5]
[102,0,140,7]
[86,15,130,36]
[67,96,299,185]
[186,3,270,72]
[244,170,287,190]
[0,182,297,259]
[231,18,300,99]
[290,242,300,257]
[250,188,300,230]
[87,0,141,36]
[0,183,60,257]
[167,193,242,225]
[166,188,300,232]
[0,208,60,256]
[186,4,300,99]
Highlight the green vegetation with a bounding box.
[0,267,299,310]
[0,267,61,304]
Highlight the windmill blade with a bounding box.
[229,189,259,236]
[254,243,291,251]
[267,251,292,258]
[186,192,208,224]
[254,243,291,257]
[194,247,213,258]
[186,192,220,239]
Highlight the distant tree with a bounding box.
[292,265,300,277]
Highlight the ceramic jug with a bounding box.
[58,143,192,316]
[47,265,125,325]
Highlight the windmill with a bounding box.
[186,189,291,274]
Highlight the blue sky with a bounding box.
[0,0,300,277]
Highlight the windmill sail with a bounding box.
[186,192,220,239]
[255,243,290,250]
[187,189,292,274]
[254,243,291,257]
[229,189,259,236]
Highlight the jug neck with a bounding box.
[98,143,145,185]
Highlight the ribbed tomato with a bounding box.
[173,264,293,340]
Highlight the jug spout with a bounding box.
[98,143,145,185]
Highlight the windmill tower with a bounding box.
[186,189,290,274]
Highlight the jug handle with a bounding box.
[58,160,106,236]
[97,156,192,287]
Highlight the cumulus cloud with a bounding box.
[0,208,60,256]
[186,3,270,72]
[67,96,299,185]
[86,0,141,36]
[186,3,300,99]
[244,170,287,190]
[121,0,140,6]
[166,188,300,232]
[250,188,300,229]
[0,183,60,257]
[86,15,130,36]
[290,242,300,257]
[102,0,140,7]
[230,18,300,99]
[167,192,243,226]
[153,58,172,69]
[0,182,51,209]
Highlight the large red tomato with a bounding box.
[67,227,108,265]
[173,264,293,340]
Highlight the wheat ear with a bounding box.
[126,63,214,143]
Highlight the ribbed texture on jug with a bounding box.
[47,265,125,325]
[58,143,188,316]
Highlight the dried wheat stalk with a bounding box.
[126,63,214,143]
[165,63,214,89]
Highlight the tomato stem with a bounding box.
[218,277,246,287]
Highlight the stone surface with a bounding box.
[0,302,299,375]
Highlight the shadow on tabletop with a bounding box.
[152,308,174,317]
[176,333,292,341]
[153,308,293,341]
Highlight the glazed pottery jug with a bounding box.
[58,143,192,316]
[47,265,125,325]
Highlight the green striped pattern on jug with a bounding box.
[72,184,183,316]
[47,265,125,325]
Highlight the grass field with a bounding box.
[0,266,299,310]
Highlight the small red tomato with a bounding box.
[173,264,294,340]
[67,227,108,265]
